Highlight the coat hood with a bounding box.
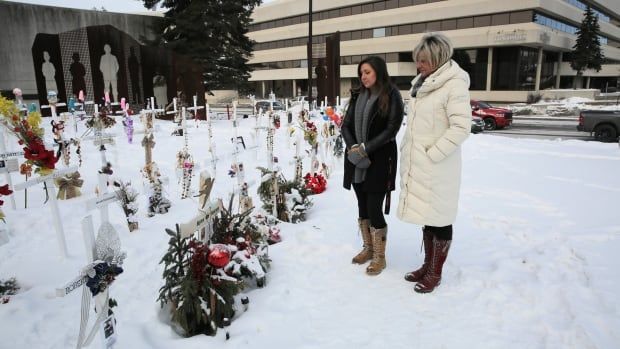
[409,60,470,97]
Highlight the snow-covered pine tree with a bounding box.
[142,0,261,93]
[570,6,605,88]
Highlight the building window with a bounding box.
[491,46,539,91]
[398,24,412,35]
[426,21,441,31]
[491,13,510,25]
[373,28,386,38]
[412,23,426,33]
[563,0,610,22]
[386,0,399,10]
[386,52,399,62]
[441,19,457,30]
[457,17,473,29]
[453,48,488,90]
[509,10,533,24]
[473,15,491,27]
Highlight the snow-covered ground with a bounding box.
[1,112,619,348]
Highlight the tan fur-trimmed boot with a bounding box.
[352,219,372,264]
[366,226,387,275]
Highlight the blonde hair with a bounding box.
[412,32,453,71]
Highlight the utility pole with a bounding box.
[307,0,313,102]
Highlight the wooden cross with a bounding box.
[13,166,79,257]
[179,171,221,241]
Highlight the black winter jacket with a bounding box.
[342,86,404,194]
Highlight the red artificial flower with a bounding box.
[0,184,12,196]
[304,172,327,194]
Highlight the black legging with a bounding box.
[353,183,386,229]
[425,225,453,240]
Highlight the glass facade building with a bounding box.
[248,0,620,102]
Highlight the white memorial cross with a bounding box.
[56,212,125,349]
[177,107,195,199]
[186,95,204,128]
[0,132,23,209]
[205,103,217,173]
[91,104,117,222]
[41,101,67,120]
[13,166,78,257]
[165,97,182,135]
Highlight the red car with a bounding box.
[470,100,513,130]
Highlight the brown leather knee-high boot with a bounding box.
[352,219,372,264]
[414,237,451,293]
[366,226,387,275]
[404,227,433,282]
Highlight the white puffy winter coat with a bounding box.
[397,60,471,227]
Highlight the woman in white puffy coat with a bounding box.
[397,33,471,293]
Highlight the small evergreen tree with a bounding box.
[158,228,240,337]
[143,0,262,92]
[570,6,605,88]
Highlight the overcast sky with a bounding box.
[8,0,275,13]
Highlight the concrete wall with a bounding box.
[0,1,161,96]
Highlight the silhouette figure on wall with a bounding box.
[99,44,119,102]
[153,71,167,109]
[69,52,86,98]
[42,51,58,93]
[128,46,141,103]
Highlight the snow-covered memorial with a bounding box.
[0,88,352,344]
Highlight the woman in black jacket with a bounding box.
[342,56,404,275]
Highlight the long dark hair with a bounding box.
[355,56,392,116]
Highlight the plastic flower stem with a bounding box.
[24,174,28,209]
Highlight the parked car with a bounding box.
[255,100,285,112]
[471,100,513,130]
[471,115,485,134]
[577,109,620,142]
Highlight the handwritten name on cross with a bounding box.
[0,132,24,209]
[179,172,220,241]
[13,166,79,257]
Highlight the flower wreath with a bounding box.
[0,96,56,175]
[303,172,327,194]
[85,261,123,296]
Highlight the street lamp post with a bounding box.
[307,0,313,103]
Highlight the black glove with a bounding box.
[347,144,371,169]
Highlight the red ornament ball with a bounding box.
[208,244,231,268]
